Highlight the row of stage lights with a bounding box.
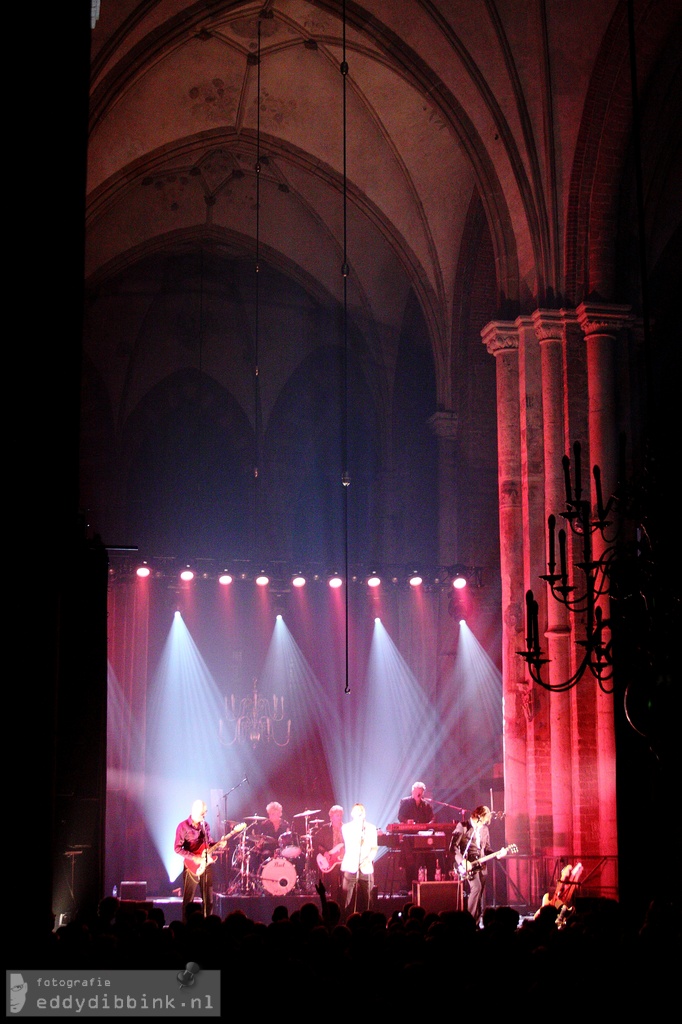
[125,563,476,591]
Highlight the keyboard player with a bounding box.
[397,781,435,890]
[398,781,434,826]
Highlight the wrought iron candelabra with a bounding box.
[519,441,620,693]
[219,678,291,746]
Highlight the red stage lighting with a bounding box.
[453,575,467,590]
[180,568,194,582]
[409,574,422,587]
[292,575,306,588]
[367,574,381,587]
[218,573,233,586]
[136,565,151,578]
[329,575,343,589]
[256,574,270,586]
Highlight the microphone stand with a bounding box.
[221,775,248,894]
[351,821,372,915]
[200,819,210,918]
[220,775,248,830]
[433,800,468,818]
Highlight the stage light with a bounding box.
[136,564,151,578]
[180,568,194,582]
[292,575,306,588]
[328,574,343,589]
[256,573,270,587]
[218,573,233,586]
[367,574,381,587]
[409,573,422,587]
[453,574,467,590]
[276,613,283,620]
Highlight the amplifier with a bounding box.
[120,881,147,901]
[412,880,463,913]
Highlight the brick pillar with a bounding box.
[577,302,632,864]
[427,409,459,565]
[481,321,528,853]
[532,310,576,855]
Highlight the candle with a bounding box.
[559,528,567,583]
[562,455,572,504]
[525,590,535,651]
[593,465,605,521]
[532,595,540,653]
[618,432,626,488]
[573,441,582,502]
[548,514,556,574]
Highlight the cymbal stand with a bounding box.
[298,824,317,894]
[227,828,259,896]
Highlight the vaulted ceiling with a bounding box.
[82,0,680,567]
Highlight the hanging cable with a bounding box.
[341,0,351,694]
[253,15,263,566]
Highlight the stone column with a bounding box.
[481,321,528,852]
[577,302,632,864]
[532,310,575,855]
[427,409,459,565]
[428,409,459,793]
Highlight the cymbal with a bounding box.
[245,814,266,821]
[294,808,321,817]
[310,819,324,825]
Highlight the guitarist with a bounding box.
[450,805,498,926]
[313,804,345,904]
[174,799,223,922]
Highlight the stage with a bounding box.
[124,893,411,926]
[123,876,466,926]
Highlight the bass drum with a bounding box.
[259,857,297,896]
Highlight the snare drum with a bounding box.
[278,831,302,860]
[259,857,297,896]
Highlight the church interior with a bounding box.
[22,0,679,952]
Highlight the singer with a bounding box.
[340,803,378,915]
[174,799,219,922]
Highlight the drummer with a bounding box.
[256,801,290,858]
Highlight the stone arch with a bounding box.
[265,341,383,566]
[88,0,521,368]
[564,0,680,304]
[121,368,254,560]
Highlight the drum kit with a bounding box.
[227,809,325,896]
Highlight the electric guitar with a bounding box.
[457,843,518,880]
[536,861,583,926]
[316,843,345,874]
[184,822,247,877]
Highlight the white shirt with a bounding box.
[340,818,378,875]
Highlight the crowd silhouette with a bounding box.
[14,884,679,1012]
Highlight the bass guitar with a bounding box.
[457,843,518,880]
[184,822,247,877]
[316,843,344,874]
